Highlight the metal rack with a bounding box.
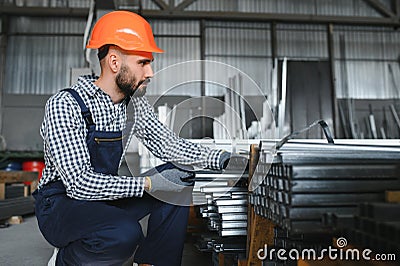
[249,141,400,258]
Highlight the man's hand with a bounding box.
[146,168,195,193]
[219,151,249,172]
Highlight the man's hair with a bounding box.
[97,44,111,61]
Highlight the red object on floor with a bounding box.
[22,161,45,185]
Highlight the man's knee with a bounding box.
[83,220,143,258]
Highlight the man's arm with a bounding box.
[42,92,146,200]
[131,97,224,170]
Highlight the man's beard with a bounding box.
[116,64,147,98]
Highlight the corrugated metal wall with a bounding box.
[150,20,201,96]
[333,26,400,99]
[151,20,272,97]
[4,17,86,94]
[1,0,390,14]
[205,21,270,96]
[277,24,328,59]
[2,0,399,99]
[203,21,400,99]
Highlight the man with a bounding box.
[33,11,233,266]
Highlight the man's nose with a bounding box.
[144,64,154,78]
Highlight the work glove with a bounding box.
[146,166,195,193]
[219,151,249,172]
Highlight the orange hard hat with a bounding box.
[86,10,164,53]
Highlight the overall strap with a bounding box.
[62,88,95,130]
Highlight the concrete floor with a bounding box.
[0,215,212,266]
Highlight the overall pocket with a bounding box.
[87,131,123,175]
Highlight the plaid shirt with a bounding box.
[38,75,223,200]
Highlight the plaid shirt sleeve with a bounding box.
[130,97,224,170]
[41,92,145,200]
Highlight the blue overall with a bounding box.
[33,89,190,266]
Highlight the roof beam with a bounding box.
[175,0,197,11]
[95,0,115,10]
[141,10,400,27]
[362,0,397,18]
[394,0,400,16]
[0,6,88,17]
[150,0,169,10]
[0,5,399,27]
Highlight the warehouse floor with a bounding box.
[0,215,212,266]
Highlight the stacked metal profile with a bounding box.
[191,140,253,256]
[266,227,333,266]
[334,202,400,254]
[198,176,248,237]
[250,141,400,237]
[195,170,248,255]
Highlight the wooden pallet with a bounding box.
[0,170,38,200]
[0,170,38,222]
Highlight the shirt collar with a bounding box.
[77,74,102,97]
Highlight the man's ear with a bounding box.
[107,52,120,73]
